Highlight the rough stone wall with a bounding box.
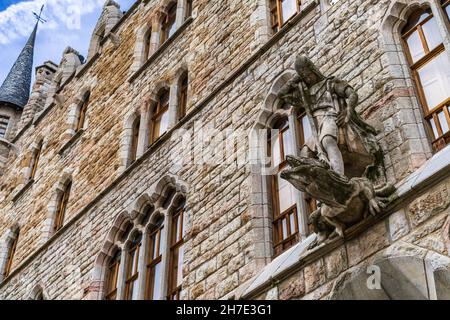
[0,0,447,300]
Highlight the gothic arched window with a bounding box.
[270,118,300,256]
[144,28,152,61]
[186,0,193,19]
[130,116,140,163]
[3,228,19,279]
[269,0,301,33]
[124,233,142,300]
[150,89,170,144]
[53,180,72,233]
[168,200,185,300]
[105,250,121,300]
[29,141,43,180]
[76,92,90,132]
[178,72,188,120]
[145,217,164,300]
[402,7,450,151]
[161,3,177,44]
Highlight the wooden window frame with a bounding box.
[178,73,188,120]
[270,0,301,34]
[145,222,164,300]
[76,93,90,132]
[124,235,142,300]
[105,250,121,300]
[401,8,450,151]
[53,181,72,233]
[0,115,10,138]
[270,120,300,256]
[3,232,19,278]
[167,206,184,300]
[150,91,169,144]
[30,142,43,180]
[443,0,450,21]
[161,3,177,44]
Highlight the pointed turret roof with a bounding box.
[0,20,38,109]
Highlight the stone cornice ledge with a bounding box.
[239,145,450,299]
[58,130,84,156]
[11,179,34,203]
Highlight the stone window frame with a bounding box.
[28,139,44,182]
[149,87,171,145]
[380,0,450,162]
[120,107,145,170]
[89,175,188,300]
[132,0,193,71]
[28,284,47,300]
[66,88,92,139]
[0,225,20,282]
[42,172,73,243]
[249,70,313,262]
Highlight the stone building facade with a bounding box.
[0,0,449,300]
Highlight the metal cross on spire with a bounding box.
[33,5,47,24]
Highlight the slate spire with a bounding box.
[0,14,40,109]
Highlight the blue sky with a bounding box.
[0,0,135,84]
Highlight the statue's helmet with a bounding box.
[294,55,325,86]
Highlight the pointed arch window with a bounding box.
[145,217,164,300]
[402,7,450,151]
[168,201,185,300]
[178,72,189,120]
[130,116,140,163]
[0,115,10,138]
[54,181,72,233]
[125,233,142,300]
[161,3,177,44]
[144,28,152,61]
[3,229,19,279]
[105,250,121,300]
[270,118,300,256]
[269,0,301,33]
[150,89,170,144]
[29,141,43,180]
[76,92,90,132]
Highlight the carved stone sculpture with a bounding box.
[277,55,396,247]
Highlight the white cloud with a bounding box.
[0,0,107,45]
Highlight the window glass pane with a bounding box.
[446,5,450,20]
[406,31,426,63]
[177,245,184,286]
[153,262,162,299]
[422,17,443,51]
[289,213,296,235]
[277,173,296,213]
[281,0,297,23]
[438,111,449,133]
[0,115,9,138]
[282,218,288,239]
[417,52,450,109]
[168,22,177,38]
[272,133,281,167]
[430,118,439,139]
[159,227,164,256]
[159,111,169,136]
[131,281,139,300]
[282,127,293,157]
[301,116,312,143]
